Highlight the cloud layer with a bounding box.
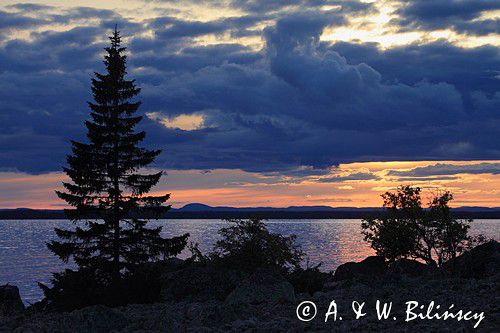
[0,1,498,175]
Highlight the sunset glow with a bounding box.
[1,161,499,209]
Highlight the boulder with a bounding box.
[386,258,430,278]
[0,285,24,317]
[161,264,244,301]
[47,305,128,333]
[441,240,500,279]
[333,256,387,281]
[224,269,295,306]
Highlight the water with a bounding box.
[0,219,498,304]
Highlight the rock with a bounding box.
[224,269,295,306]
[333,256,387,281]
[386,258,430,277]
[59,305,128,333]
[161,265,244,301]
[0,285,24,317]
[441,240,500,279]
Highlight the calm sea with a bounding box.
[1,219,498,304]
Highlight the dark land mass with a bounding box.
[1,204,500,219]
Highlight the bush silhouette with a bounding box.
[362,185,473,266]
[287,262,329,295]
[209,218,304,272]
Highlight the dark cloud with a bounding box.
[264,167,332,178]
[6,3,53,11]
[42,7,119,26]
[327,40,500,111]
[0,5,499,174]
[328,41,499,91]
[0,26,105,74]
[453,18,500,36]
[132,43,262,73]
[262,13,466,130]
[229,0,375,14]
[318,172,380,183]
[387,162,500,177]
[0,10,47,30]
[4,5,142,34]
[147,14,271,42]
[391,176,460,182]
[393,0,500,36]
[229,0,303,13]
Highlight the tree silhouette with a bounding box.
[48,27,188,289]
[361,185,472,266]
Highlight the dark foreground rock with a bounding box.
[386,259,431,278]
[224,269,295,306]
[2,243,499,332]
[0,285,24,317]
[442,240,500,279]
[333,256,387,281]
[161,264,244,302]
[2,273,498,332]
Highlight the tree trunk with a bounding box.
[112,96,121,285]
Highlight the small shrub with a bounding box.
[209,218,304,273]
[287,262,330,295]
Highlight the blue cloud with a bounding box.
[229,0,374,14]
[0,10,47,30]
[387,162,500,177]
[394,0,500,36]
[318,172,380,183]
[0,5,498,174]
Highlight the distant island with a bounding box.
[1,203,499,219]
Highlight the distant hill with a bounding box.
[178,204,379,212]
[452,206,500,212]
[1,204,499,219]
[179,203,214,211]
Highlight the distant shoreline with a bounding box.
[1,208,499,220]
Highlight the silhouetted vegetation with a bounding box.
[40,28,188,311]
[207,218,304,272]
[287,261,329,295]
[362,185,480,266]
[187,218,328,295]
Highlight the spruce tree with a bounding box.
[48,27,188,290]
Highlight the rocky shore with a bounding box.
[1,241,498,332]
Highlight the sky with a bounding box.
[0,0,499,208]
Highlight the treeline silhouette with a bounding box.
[2,208,498,220]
